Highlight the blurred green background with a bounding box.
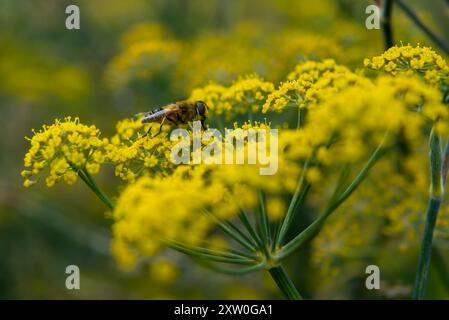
[1,0,448,299]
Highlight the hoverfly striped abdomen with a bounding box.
[141,107,169,123]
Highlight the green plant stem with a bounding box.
[257,191,271,248]
[442,138,449,186]
[268,265,302,300]
[77,168,114,210]
[238,210,265,250]
[276,159,310,248]
[222,220,259,251]
[203,209,258,252]
[382,0,394,50]
[199,261,266,275]
[413,130,444,299]
[277,138,386,260]
[165,240,258,265]
[413,197,441,299]
[395,0,449,55]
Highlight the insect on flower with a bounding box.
[137,100,208,137]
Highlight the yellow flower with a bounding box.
[111,166,224,267]
[110,123,309,266]
[263,59,369,113]
[306,167,322,184]
[266,197,286,221]
[105,23,182,88]
[364,45,449,86]
[22,117,107,188]
[189,75,274,119]
[149,259,179,284]
[23,179,36,188]
[106,117,177,182]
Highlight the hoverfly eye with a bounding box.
[195,101,207,116]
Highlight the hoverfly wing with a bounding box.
[141,104,180,123]
[134,107,160,118]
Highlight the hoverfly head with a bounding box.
[195,101,208,117]
[195,101,207,129]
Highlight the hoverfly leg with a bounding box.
[142,127,152,138]
[140,123,155,139]
[151,115,167,138]
[152,127,162,138]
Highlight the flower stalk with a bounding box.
[204,203,304,300]
[276,136,386,260]
[413,129,444,299]
[78,168,115,210]
[395,0,449,55]
[257,191,303,299]
[268,265,302,300]
[275,158,310,248]
[381,0,394,50]
[257,191,272,250]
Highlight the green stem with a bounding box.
[202,209,258,252]
[382,0,394,50]
[276,159,310,248]
[442,138,449,186]
[413,130,444,299]
[199,261,266,275]
[277,138,386,260]
[77,168,114,210]
[222,220,259,251]
[268,265,302,300]
[395,0,449,55]
[165,240,258,265]
[257,191,271,249]
[413,197,441,299]
[238,211,265,250]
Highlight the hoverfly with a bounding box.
[138,100,207,137]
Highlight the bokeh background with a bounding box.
[1,0,449,299]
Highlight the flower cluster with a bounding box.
[111,69,448,266]
[106,118,176,183]
[300,75,446,164]
[111,120,315,268]
[311,139,449,274]
[106,21,359,97]
[262,59,369,113]
[189,75,274,118]
[364,45,449,86]
[22,45,449,282]
[105,22,182,88]
[22,117,107,187]
[375,76,449,133]
[306,70,449,273]
[111,166,230,269]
